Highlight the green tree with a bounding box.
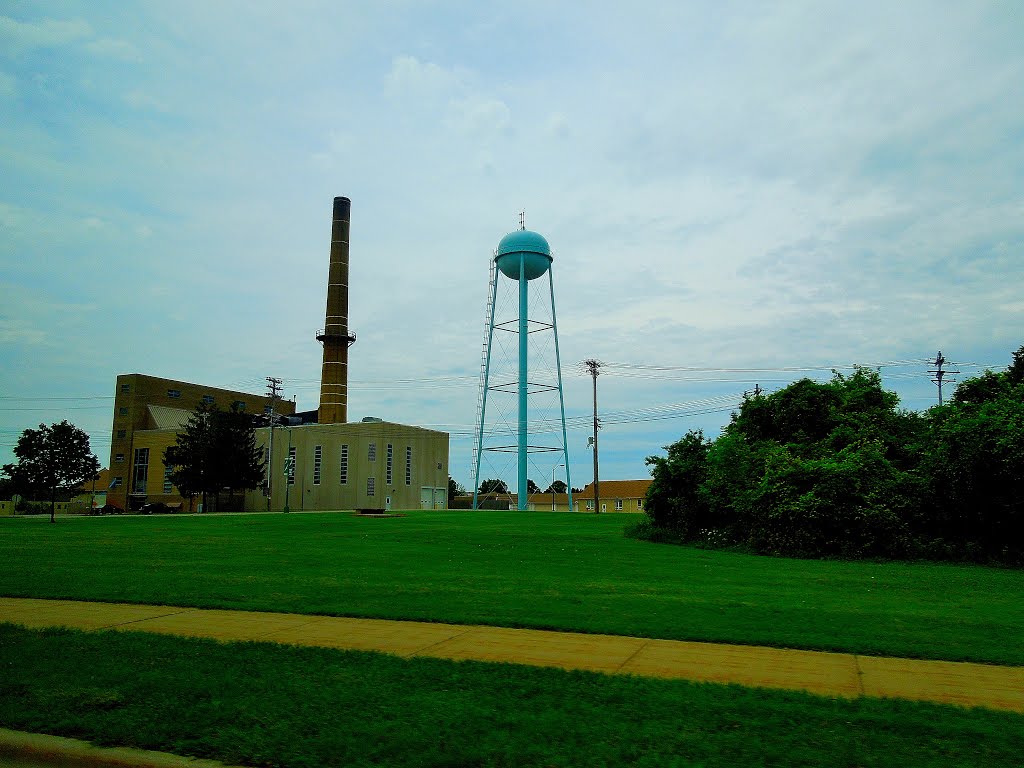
[920,381,1024,562]
[545,480,568,494]
[448,476,466,503]
[164,403,264,513]
[1007,344,1024,385]
[477,478,508,495]
[644,430,711,536]
[526,479,541,495]
[1,421,100,523]
[164,404,217,512]
[746,441,919,559]
[216,404,266,504]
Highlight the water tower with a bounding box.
[472,222,572,511]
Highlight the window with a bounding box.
[264,404,273,415]
[367,477,375,496]
[637,498,643,510]
[120,383,130,393]
[233,401,246,411]
[313,445,322,486]
[202,394,215,405]
[115,453,124,463]
[118,407,128,416]
[116,429,126,439]
[405,446,412,485]
[386,444,393,485]
[586,499,594,511]
[615,499,623,511]
[167,389,181,399]
[339,444,349,484]
[287,446,296,485]
[111,477,122,488]
[368,442,376,461]
[163,466,173,494]
[132,448,149,494]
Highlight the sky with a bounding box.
[1,1,1022,494]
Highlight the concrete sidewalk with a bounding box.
[2,597,1022,713]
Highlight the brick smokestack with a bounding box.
[317,196,355,424]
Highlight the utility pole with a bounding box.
[928,351,960,406]
[584,359,602,513]
[265,376,282,511]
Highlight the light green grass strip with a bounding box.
[2,511,1023,664]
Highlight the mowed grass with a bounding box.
[2,511,1023,665]
[2,624,1023,768]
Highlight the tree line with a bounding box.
[641,345,1024,565]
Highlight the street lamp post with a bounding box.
[551,463,564,511]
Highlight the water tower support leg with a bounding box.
[550,268,572,511]
[518,254,528,511]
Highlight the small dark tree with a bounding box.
[478,478,508,495]
[216,403,266,507]
[165,403,264,513]
[1007,345,1024,385]
[526,479,541,495]
[644,429,711,536]
[2,421,100,523]
[448,476,466,504]
[545,480,568,494]
[164,403,218,513]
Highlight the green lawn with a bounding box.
[3,511,1022,665]
[2,624,1022,768]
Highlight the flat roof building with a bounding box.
[106,374,449,513]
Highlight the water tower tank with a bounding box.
[495,230,552,281]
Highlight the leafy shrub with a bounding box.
[637,347,1024,565]
[918,387,1024,564]
[747,442,917,558]
[643,430,710,537]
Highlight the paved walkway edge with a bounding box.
[0,727,244,768]
[2,597,1022,713]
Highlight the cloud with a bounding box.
[386,55,463,95]
[0,15,92,54]
[0,313,46,345]
[546,113,569,139]
[85,37,141,61]
[122,90,170,112]
[448,96,510,136]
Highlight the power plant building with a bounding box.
[104,197,450,513]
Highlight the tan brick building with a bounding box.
[493,479,652,512]
[572,479,651,513]
[247,420,449,513]
[108,374,295,510]
[106,373,448,513]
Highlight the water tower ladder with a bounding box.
[471,255,497,477]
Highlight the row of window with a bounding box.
[119,442,419,498]
[293,442,414,491]
[115,387,250,412]
[583,498,642,511]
